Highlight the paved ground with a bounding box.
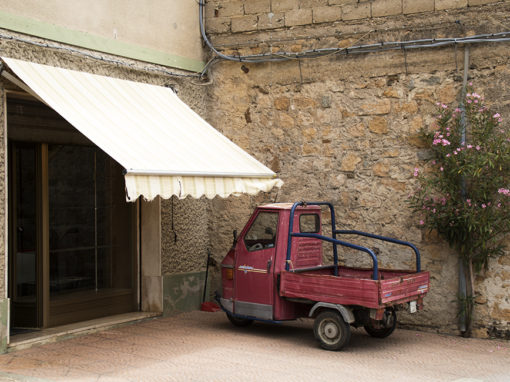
[0,311,508,382]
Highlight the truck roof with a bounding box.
[259,203,321,210]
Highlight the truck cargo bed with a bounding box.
[279,266,430,309]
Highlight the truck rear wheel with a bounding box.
[313,310,351,351]
[226,313,253,327]
[364,309,396,338]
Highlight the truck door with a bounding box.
[234,210,279,320]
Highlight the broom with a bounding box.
[200,248,220,312]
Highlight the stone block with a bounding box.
[368,116,389,134]
[439,83,459,104]
[231,15,258,32]
[313,5,343,23]
[216,1,244,17]
[294,96,317,108]
[468,0,499,4]
[372,0,402,17]
[340,153,362,171]
[272,0,300,12]
[403,0,434,13]
[285,8,313,26]
[395,101,418,114]
[258,12,285,29]
[274,96,290,110]
[410,116,424,133]
[373,161,390,177]
[205,1,220,19]
[301,0,328,7]
[279,113,295,128]
[303,127,318,141]
[342,2,371,20]
[383,88,400,98]
[244,0,271,14]
[329,0,357,4]
[360,99,391,115]
[205,17,231,34]
[435,0,468,10]
[349,122,366,137]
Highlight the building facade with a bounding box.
[0,0,509,353]
[0,0,221,351]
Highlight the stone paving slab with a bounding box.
[0,311,508,381]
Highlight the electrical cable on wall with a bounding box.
[199,2,510,77]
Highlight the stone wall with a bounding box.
[205,0,507,34]
[204,0,510,337]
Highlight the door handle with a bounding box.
[267,259,272,272]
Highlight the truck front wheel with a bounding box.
[364,309,397,338]
[313,310,351,351]
[226,313,253,327]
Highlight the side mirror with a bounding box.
[232,229,238,247]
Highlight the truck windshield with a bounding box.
[244,212,278,252]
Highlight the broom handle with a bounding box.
[203,249,211,303]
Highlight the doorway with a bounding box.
[8,96,138,331]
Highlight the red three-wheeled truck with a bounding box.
[216,201,430,350]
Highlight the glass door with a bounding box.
[48,145,137,326]
[9,144,39,329]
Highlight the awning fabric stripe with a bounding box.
[2,57,283,200]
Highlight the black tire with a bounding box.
[313,310,351,351]
[364,309,397,338]
[226,313,253,327]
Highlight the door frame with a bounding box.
[233,209,279,320]
[6,94,141,331]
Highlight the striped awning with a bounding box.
[2,57,283,201]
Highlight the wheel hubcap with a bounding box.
[321,320,340,343]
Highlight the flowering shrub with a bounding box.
[408,87,510,335]
[409,88,510,270]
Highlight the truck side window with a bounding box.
[299,214,320,233]
[244,212,279,252]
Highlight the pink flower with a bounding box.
[467,100,472,104]
[432,208,436,213]
[497,203,502,208]
[493,113,501,119]
[440,167,444,171]
[476,145,481,150]
[467,144,472,149]
[498,188,510,196]
[446,153,451,157]
[481,203,486,208]
[455,108,461,113]
[431,160,436,165]
[413,168,419,177]
[419,220,424,225]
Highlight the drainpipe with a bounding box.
[458,46,470,333]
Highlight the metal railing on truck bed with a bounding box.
[286,202,421,281]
